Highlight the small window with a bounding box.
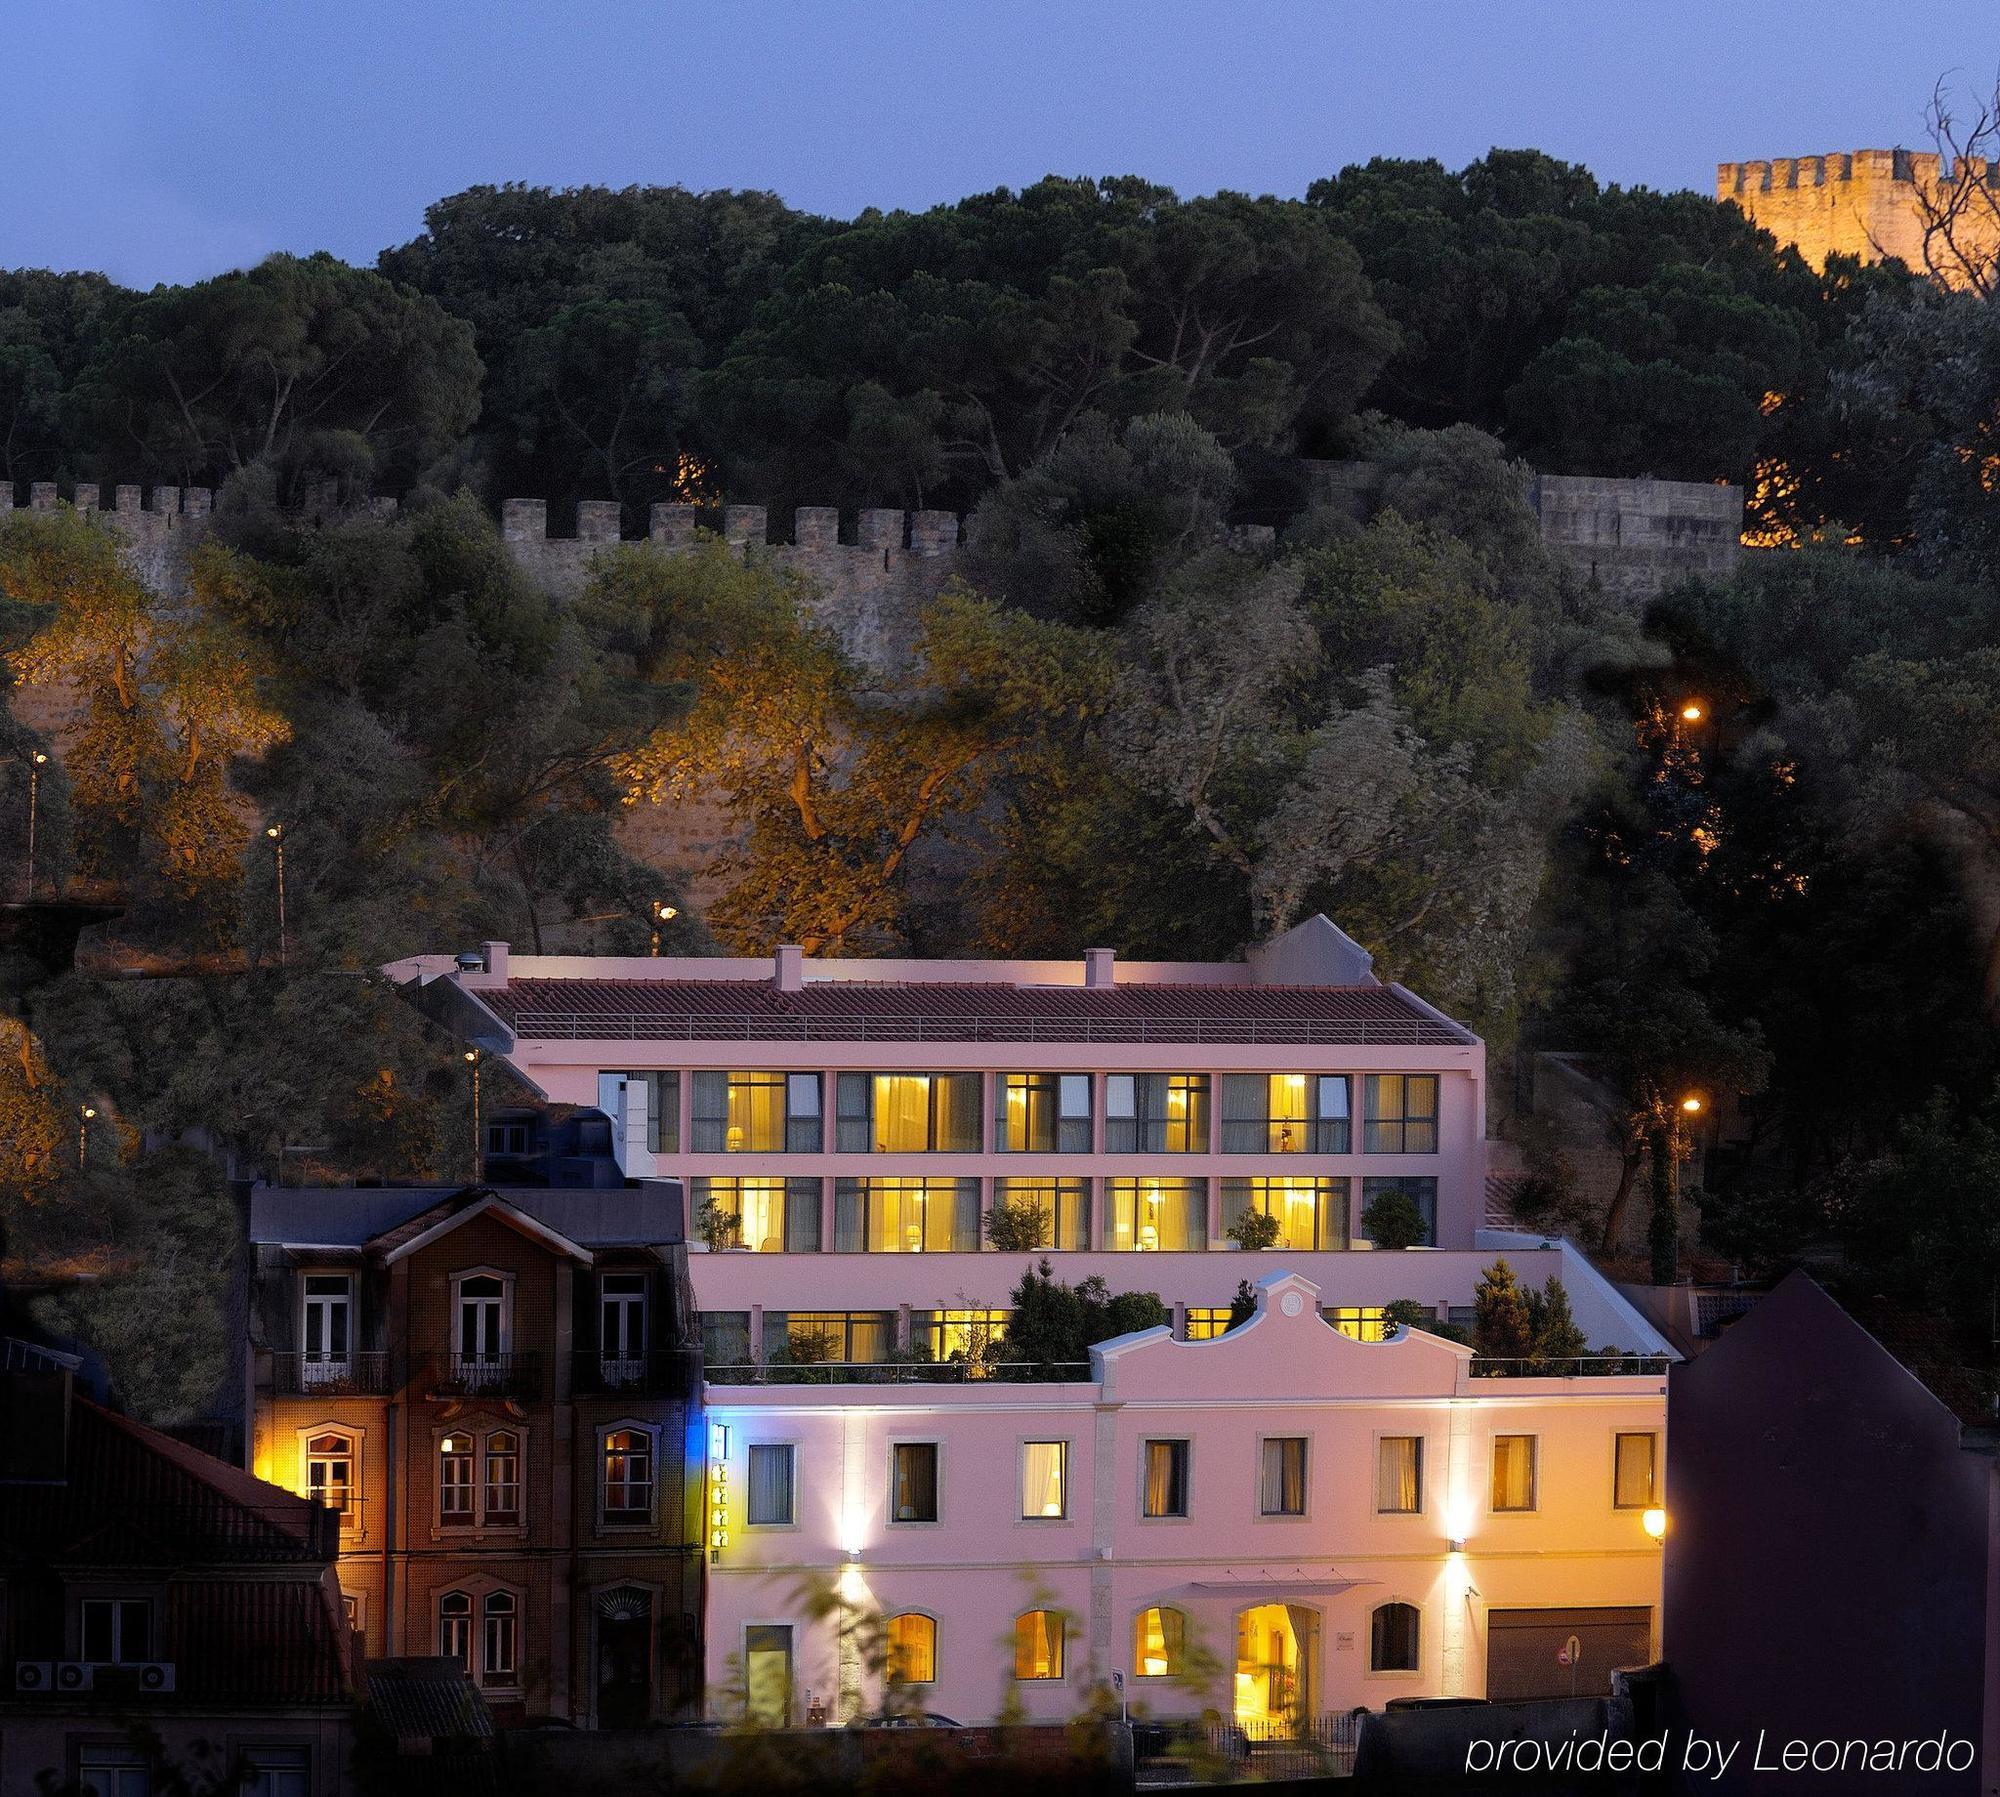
[747,1442,796,1527]
[1259,1437,1307,1516]
[892,1441,939,1523]
[886,1612,936,1684]
[645,1070,680,1155]
[1363,1074,1440,1153]
[239,1747,312,1797]
[1013,1608,1065,1679]
[1370,1601,1420,1673]
[1141,1438,1189,1519]
[305,1431,354,1516]
[1182,1307,1232,1341]
[486,1118,532,1157]
[603,1428,655,1521]
[1133,1605,1186,1678]
[1491,1435,1538,1512]
[484,1431,521,1523]
[482,1591,517,1685]
[80,1597,152,1664]
[1021,1441,1069,1519]
[439,1590,472,1668]
[1376,1437,1423,1514]
[1614,1432,1658,1509]
[439,1433,475,1524]
[76,1745,150,1797]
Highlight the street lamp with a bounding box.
[77,1103,96,1167]
[1678,700,1706,725]
[24,749,48,899]
[649,900,678,957]
[464,1049,481,1181]
[265,824,287,963]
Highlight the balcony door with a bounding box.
[600,1274,648,1387]
[302,1275,353,1385]
[456,1273,508,1389]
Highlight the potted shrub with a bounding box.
[1361,1189,1426,1250]
[984,1198,1051,1254]
[1225,1209,1282,1251]
[696,1194,743,1253]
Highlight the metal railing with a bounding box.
[422,1352,545,1401]
[1134,1712,1361,1785]
[1470,1354,1671,1378]
[706,1359,1092,1386]
[268,1351,394,1396]
[570,1349,700,1398]
[504,1011,1470,1047]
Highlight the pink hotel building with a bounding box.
[389,916,1671,1726]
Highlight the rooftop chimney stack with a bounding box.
[1083,947,1116,989]
[481,941,509,983]
[775,945,804,993]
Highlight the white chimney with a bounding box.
[1083,947,1116,989]
[774,945,804,993]
[481,941,509,983]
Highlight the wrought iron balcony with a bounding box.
[570,1349,700,1399]
[268,1352,393,1397]
[422,1352,544,1402]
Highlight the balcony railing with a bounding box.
[268,1352,394,1396]
[1469,1354,1671,1378]
[707,1360,1092,1386]
[421,1352,544,1401]
[504,1010,1470,1047]
[570,1349,701,1398]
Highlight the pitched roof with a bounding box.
[370,1190,593,1266]
[365,1657,496,1745]
[485,977,1474,1046]
[249,1182,684,1251]
[165,1570,351,1704]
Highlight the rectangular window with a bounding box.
[837,1072,982,1152]
[76,1746,150,1797]
[1361,1176,1439,1247]
[439,1433,475,1523]
[1614,1432,1658,1509]
[1221,1176,1350,1250]
[484,1433,521,1523]
[301,1272,353,1380]
[485,1118,532,1158]
[1105,1177,1207,1252]
[602,1428,654,1520]
[1141,1438,1190,1519]
[1491,1435,1538,1512]
[1104,1073,1209,1153]
[694,1177,821,1252]
[1363,1074,1440,1153]
[80,1597,152,1664]
[892,1442,940,1523]
[1218,1074,1352,1153]
[689,1071,821,1152]
[305,1432,354,1516]
[600,1272,648,1369]
[834,1177,980,1252]
[701,1310,751,1368]
[1325,1305,1392,1342]
[1021,1440,1069,1519]
[1182,1307,1232,1341]
[992,1177,1090,1250]
[645,1070,680,1155]
[764,1310,892,1365]
[912,1308,1009,1364]
[239,1748,312,1797]
[1376,1436,1423,1513]
[747,1442,797,1526]
[1259,1437,1308,1516]
[997,1072,1092,1153]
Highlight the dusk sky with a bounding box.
[5,0,1997,288]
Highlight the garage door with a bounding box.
[1485,1607,1652,1702]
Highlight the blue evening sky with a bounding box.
[3,0,1995,287]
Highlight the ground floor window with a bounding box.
[76,1745,150,1797]
[745,1623,794,1725]
[1236,1603,1316,1726]
[1013,1609,1065,1679]
[1371,1600,1420,1672]
[886,1611,937,1684]
[1134,1605,1186,1678]
[239,1747,311,1797]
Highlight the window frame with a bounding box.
[1362,1074,1441,1154]
[481,1590,519,1688]
[1139,1436,1192,1521]
[1131,1604,1188,1680]
[1368,1599,1422,1676]
[1018,1438,1071,1522]
[299,1271,355,1377]
[437,1430,477,1528]
[1489,1433,1539,1514]
[483,1430,522,1525]
[996,1071,1093,1154]
[884,1611,938,1686]
[450,1265,514,1366]
[887,1438,943,1527]
[745,1440,798,1529]
[1012,1608,1067,1681]
[302,1427,358,1525]
[1104,1176,1209,1252]
[79,1596,154,1666]
[1104,1072,1211,1154]
[1613,1431,1659,1510]
[1373,1434,1425,1516]
[1257,1434,1309,1518]
[600,1421,659,1527]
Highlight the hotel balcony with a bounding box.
[420,1352,545,1402]
[266,1351,394,1397]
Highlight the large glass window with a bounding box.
[886,1613,937,1684]
[836,1072,982,1152]
[1105,1178,1207,1252]
[1376,1437,1423,1513]
[1014,1609,1065,1679]
[1021,1440,1069,1519]
[993,1177,1091,1250]
[747,1443,796,1526]
[438,1591,472,1668]
[997,1073,1092,1153]
[305,1431,353,1516]
[603,1428,654,1521]
[439,1433,475,1524]
[913,1308,1009,1363]
[1219,1074,1351,1153]
[301,1273,353,1381]
[1370,1602,1420,1673]
[1361,1176,1439,1246]
[1614,1432,1658,1509]
[1141,1439,1190,1518]
[892,1442,940,1523]
[701,1311,751,1367]
[484,1432,521,1523]
[1105,1074,1209,1153]
[1325,1305,1392,1342]
[1491,1435,1538,1512]
[1134,1606,1187,1678]
[763,1310,892,1364]
[694,1177,821,1252]
[1363,1075,1440,1153]
[1221,1176,1350,1250]
[834,1177,980,1252]
[482,1591,517,1685]
[689,1071,822,1152]
[81,1597,152,1664]
[1182,1308,1232,1341]
[644,1070,679,1154]
[1260,1437,1307,1516]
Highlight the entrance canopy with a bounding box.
[1182,1573,1375,1600]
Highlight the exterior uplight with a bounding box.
[1642,1506,1668,1541]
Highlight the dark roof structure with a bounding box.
[247,1181,685,1251]
[364,1657,496,1746]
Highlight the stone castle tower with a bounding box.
[1717,148,2000,288]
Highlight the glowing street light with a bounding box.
[1678,700,1706,725]
[77,1103,96,1167]
[1679,1095,1705,1116]
[24,749,48,899]
[649,899,678,957]
[265,824,288,962]
[464,1049,482,1180]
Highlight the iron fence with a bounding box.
[269,1351,394,1396]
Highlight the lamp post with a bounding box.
[465,1049,481,1181]
[1650,1092,1705,1284]
[24,750,48,899]
[265,824,287,963]
[77,1103,96,1168]
[649,900,678,957]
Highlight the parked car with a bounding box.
[845,1710,962,1728]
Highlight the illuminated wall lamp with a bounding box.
[1641,1506,1667,1542]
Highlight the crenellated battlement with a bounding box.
[496,497,966,557]
[1,479,215,524]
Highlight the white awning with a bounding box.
[1180,1573,1376,1599]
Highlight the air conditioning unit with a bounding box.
[53,1661,94,1692]
[134,1662,176,1694]
[13,1661,53,1693]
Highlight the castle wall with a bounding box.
[1529,473,1742,602]
[1717,147,2000,286]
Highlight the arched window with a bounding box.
[1013,1609,1064,1680]
[1133,1605,1186,1678]
[305,1433,353,1516]
[885,1612,936,1685]
[483,1592,517,1684]
[438,1433,474,1523]
[438,1591,471,1669]
[603,1428,654,1521]
[484,1431,521,1522]
[1370,1601,1419,1673]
